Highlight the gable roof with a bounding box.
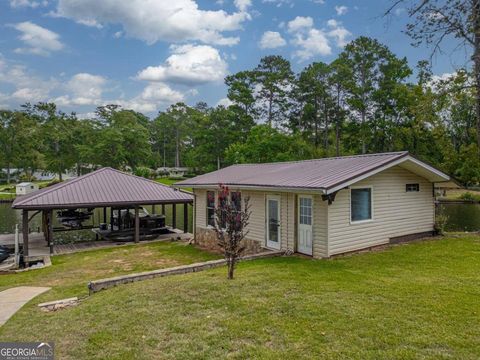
[13,167,193,210]
[175,152,450,194]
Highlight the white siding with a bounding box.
[312,194,328,258]
[245,191,266,244]
[327,166,434,256]
[194,189,207,228]
[193,188,297,251]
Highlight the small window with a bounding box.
[406,183,419,192]
[299,197,312,225]
[351,188,372,222]
[206,191,215,227]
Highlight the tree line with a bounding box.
[0,35,478,185]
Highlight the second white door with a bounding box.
[298,196,313,255]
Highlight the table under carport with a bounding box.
[11,167,193,263]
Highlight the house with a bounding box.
[175,152,451,258]
[16,182,39,195]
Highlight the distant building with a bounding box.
[16,182,39,195]
[156,167,189,179]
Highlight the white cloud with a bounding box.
[335,5,348,16]
[9,0,48,8]
[54,0,251,46]
[291,28,331,60]
[234,0,251,12]
[287,17,352,60]
[287,16,313,33]
[263,0,294,8]
[326,19,351,47]
[12,21,64,56]
[259,31,286,49]
[11,87,48,102]
[0,56,191,114]
[115,83,185,113]
[136,44,228,85]
[55,73,108,106]
[217,97,233,107]
[0,60,57,103]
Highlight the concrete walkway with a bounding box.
[0,286,50,326]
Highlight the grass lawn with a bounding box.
[1,234,480,359]
[156,177,192,192]
[440,188,480,201]
[0,240,220,300]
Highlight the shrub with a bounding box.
[134,167,153,179]
[459,192,480,202]
[435,213,449,235]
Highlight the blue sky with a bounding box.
[0,0,469,118]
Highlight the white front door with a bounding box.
[266,195,281,250]
[298,196,313,255]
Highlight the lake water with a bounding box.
[0,203,193,244]
[437,203,480,232]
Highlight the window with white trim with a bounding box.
[406,183,419,192]
[206,191,215,227]
[351,188,372,222]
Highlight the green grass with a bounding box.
[440,188,480,201]
[0,192,15,200]
[156,177,192,192]
[1,235,480,359]
[0,240,220,299]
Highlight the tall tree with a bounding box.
[386,0,480,154]
[253,55,295,126]
[295,62,333,150]
[0,110,34,183]
[225,71,257,117]
[339,36,410,154]
[329,58,350,156]
[94,110,151,170]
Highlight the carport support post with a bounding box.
[103,207,107,223]
[48,210,54,254]
[172,203,177,229]
[161,204,165,215]
[183,203,188,233]
[22,210,29,257]
[134,206,140,243]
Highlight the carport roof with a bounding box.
[12,167,193,210]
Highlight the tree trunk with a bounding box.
[6,162,10,184]
[474,0,480,156]
[175,127,180,168]
[361,109,367,154]
[227,257,235,279]
[268,90,273,127]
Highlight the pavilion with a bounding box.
[12,167,193,262]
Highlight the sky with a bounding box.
[0,0,470,118]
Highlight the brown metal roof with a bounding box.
[13,167,193,210]
[176,151,449,193]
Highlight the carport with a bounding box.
[12,167,193,262]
